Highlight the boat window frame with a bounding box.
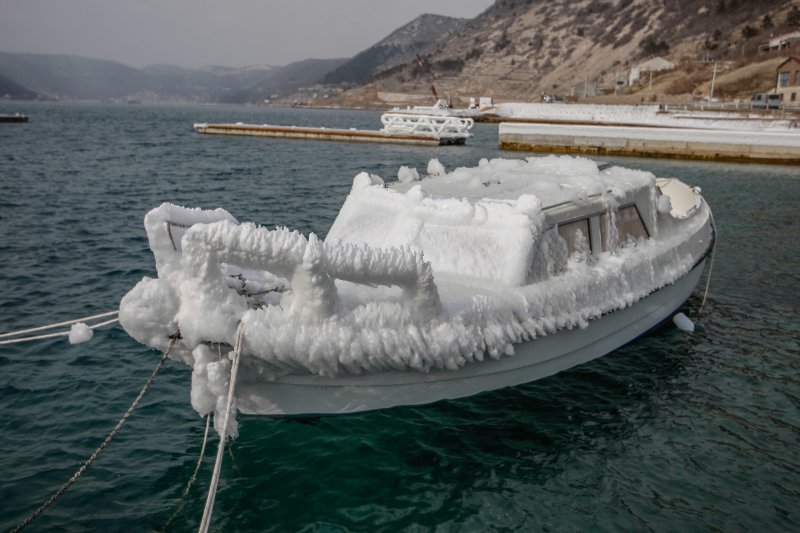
[557,217,593,255]
[600,202,650,250]
[550,207,606,255]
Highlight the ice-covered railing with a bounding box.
[125,201,444,350]
[180,220,442,319]
[380,113,473,139]
[144,203,239,277]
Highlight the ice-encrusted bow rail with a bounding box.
[180,220,443,321]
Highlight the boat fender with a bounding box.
[672,312,694,333]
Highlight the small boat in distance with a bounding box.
[387,98,481,119]
[120,156,713,430]
[0,113,28,123]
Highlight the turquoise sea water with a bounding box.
[1,101,798,532]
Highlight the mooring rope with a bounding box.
[162,414,212,531]
[0,311,120,345]
[198,323,245,533]
[0,310,119,339]
[697,208,717,318]
[11,335,178,533]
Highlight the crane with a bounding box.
[415,54,439,104]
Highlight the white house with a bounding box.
[629,57,676,85]
[759,32,800,52]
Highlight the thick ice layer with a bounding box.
[119,157,712,429]
[327,168,547,287]
[489,103,800,131]
[68,322,93,344]
[387,155,655,204]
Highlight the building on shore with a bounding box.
[775,55,800,104]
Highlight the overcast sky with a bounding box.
[0,0,494,69]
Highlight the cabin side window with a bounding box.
[600,204,649,250]
[557,218,592,255]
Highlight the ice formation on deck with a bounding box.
[119,156,711,433]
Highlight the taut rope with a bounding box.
[197,323,245,533]
[11,334,179,532]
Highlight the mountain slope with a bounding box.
[226,58,348,103]
[0,72,38,99]
[0,53,345,103]
[0,53,147,100]
[323,13,465,84]
[370,0,798,102]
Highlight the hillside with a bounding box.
[0,53,147,100]
[4,1,800,106]
[314,0,800,107]
[0,53,346,103]
[228,58,348,103]
[0,71,38,99]
[323,14,465,85]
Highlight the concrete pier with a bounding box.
[194,122,460,146]
[499,123,800,164]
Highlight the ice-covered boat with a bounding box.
[120,156,713,429]
[387,98,481,120]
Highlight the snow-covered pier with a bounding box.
[499,123,800,164]
[194,115,472,146]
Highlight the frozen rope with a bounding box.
[697,208,717,318]
[198,323,245,533]
[163,414,212,530]
[0,318,120,346]
[11,334,178,533]
[0,311,120,346]
[0,310,118,338]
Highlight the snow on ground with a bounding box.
[499,122,800,147]
[488,103,799,131]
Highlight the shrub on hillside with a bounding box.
[664,71,708,95]
[640,36,670,57]
[788,6,800,28]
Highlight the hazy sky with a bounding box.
[0,0,495,69]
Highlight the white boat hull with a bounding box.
[236,258,707,416]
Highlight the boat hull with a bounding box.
[236,258,707,416]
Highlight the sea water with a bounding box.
[0,101,798,532]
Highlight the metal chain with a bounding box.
[11,335,179,533]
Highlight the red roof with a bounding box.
[777,55,800,69]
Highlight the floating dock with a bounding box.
[195,114,474,147]
[0,114,28,123]
[499,123,800,165]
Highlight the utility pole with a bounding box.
[710,61,717,101]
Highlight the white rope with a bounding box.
[198,324,245,533]
[0,310,119,339]
[0,317,120,346]
[163,414,212,530]
[11,335,178,533]
[697,208,717,318]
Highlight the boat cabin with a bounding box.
[325,157,659,288]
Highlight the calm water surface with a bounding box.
[0,101,798,531]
